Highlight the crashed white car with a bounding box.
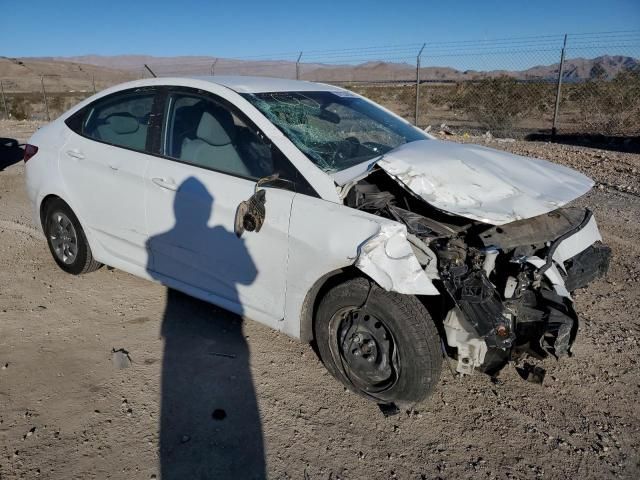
[25,76,610,406]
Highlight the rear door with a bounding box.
[144,88,300,325]
[61,88,158,267]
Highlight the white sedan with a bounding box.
[25,76,610,407]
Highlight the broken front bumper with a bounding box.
[444,210,611,375]
[563,243,611,291]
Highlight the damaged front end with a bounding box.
[345,169,611,377]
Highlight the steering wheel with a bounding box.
[361,141,388,155]
[330,137,361,163]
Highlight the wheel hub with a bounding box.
[48,212,78,265]
[333,307,398,393]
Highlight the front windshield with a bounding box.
[242,90,428,173]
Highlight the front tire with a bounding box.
[43,199,102,275]
[314,277,442,406]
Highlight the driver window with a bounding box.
[164,93,274,179]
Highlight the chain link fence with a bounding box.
[2,31,639,138]
[0,66,137,122]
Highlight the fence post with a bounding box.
[211,58,218,76]
[552,34,567,136]
[415,43,426,126]
[41,76,50,122]
[0,80,8,120]
[296,51,303,80]
[92,75,96,94]
[144,64,157,78]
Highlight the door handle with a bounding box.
[152,177,178,191]
[66,149,85,160]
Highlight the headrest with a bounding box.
[106,114,139,134]
[196,108,236,146]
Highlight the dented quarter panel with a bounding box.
[355,223,439,295]
[378,139,594,225]
[282,194,438,338]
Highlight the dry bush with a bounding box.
[568,70,640,135]
[446,77,554,134]
[8,96,32,120]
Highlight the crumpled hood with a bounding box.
[377,140,594,225]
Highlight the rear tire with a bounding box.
[43,199,102,275]
[314,277,442,406]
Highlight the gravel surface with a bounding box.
[1,120,639,479]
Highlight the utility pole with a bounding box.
[211,58,218,76]
[0,80,8,120]
[415,43,426,126]
[41,76,50,122]
[551,34,568,136]
[296,51,303,80]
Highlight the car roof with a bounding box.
[89,76,347,100]
[185,75,344,94]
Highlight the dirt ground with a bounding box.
[1,119,639,479]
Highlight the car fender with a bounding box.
[283,193,439,339]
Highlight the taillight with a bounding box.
[24,144,38,163]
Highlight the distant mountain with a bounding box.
[48,54,638,81]
[6,54,639,92]
[0,56,137,92]
[517,55,640,81]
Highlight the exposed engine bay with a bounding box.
[344,168,611,377]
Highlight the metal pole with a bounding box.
[41,76,50,121]
[0,80,8,120]
[551,34,567,136]
[415,43,426,126]
[92,75,96,94]
[296,51,303,80]
[211,58,218,76]
[144,64,157,78]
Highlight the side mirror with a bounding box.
[254,172,295,192]
[234,173,296,238]
[234,189,266,238]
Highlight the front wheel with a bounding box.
[314,277,442,406]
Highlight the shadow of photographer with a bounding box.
[147,177,265,479]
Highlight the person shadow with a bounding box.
[146,177,265,479]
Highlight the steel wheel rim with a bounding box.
[48,212,78,265]
[328,306,400,394]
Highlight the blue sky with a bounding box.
[2,0,639,62]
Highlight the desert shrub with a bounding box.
[447,76,553,134]
[48,95,65,115]
[8,97,32,120]
[568,70,640,135]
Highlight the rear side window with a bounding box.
[81,92,155,152]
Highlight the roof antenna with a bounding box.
[144,64,157,78]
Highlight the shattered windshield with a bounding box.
[242,91,428,173]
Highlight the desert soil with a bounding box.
[1,120,639,479]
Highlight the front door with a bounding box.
[144,89,295,325]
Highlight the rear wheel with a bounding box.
[43,199,102,275]
[314,277,442,406]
